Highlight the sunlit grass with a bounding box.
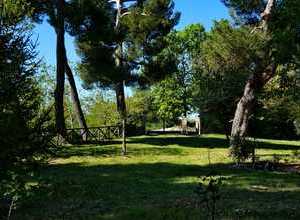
[15,134,300,220]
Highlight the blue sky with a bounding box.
[33,0,230,66]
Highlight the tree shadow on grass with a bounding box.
[128,135,229,148]
[55,135,300,159]
[55,144,187,159]
[17,162,300,220]
[128,135,300,150]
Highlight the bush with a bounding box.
[0,19,54,217]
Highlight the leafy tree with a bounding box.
[151,77,184,130]
[166,24,206,118]
[252,64,300,139]
[192,20,262,140]
[192,70,247,140]
[86,93,120,127]
[148,24,206,131]
[76,0,179,154]
[86,89,153,134]
[126,89,154,133]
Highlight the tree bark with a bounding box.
[115,81,127,155]
[230,64,276,158]
[55,0,66,137]
[224,120,230,142]
[229,76,255,157]
[229,0,276,160]
[261,0,275,30]
[114,0,127,155]
[65,60,88,141]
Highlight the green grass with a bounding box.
[15,134,300,220]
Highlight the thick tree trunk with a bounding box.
[55,0,66,138]
[230,64,276,159]
[229,0,276,160]
[65,60,88,141]
[261,0,275,29]
[115,81,127,155]
[142,113,147,134]
[224,120,230,142]
[54,0,88,141]
[114,0,127,155]
[229,77,255,158]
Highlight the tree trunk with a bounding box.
[114,0,127,154]
[65,60,88,141]
[230,64,276,159]
[229,0,276,160]
[55,0,66,138]
[197,116,202,136]
[143,113,147,134]
[261,0,275,30]
[115,81,127,155]
[229,78,255,158]
[224,120,230,142]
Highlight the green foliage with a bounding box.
[201,20,269,74]
[122,0,180,83]
[151,77,185,125]
[1,0,33,23]
[10,135,300,219]
[1,0,48,25]
[221,0,265,24]
[86,89,154,134]
[127,89,152,117]
[76,0,180,89]
[0,16,54,211]
[229,138,255,162]
[86,93,120,127]
[0,21,53,165]
[167,24,206,114]
[195,174,223,220]
[36,63,88,129]
[66,0,116,88]
[126,89,153,132]
[175,23,206,57]
[252,63,300,139]
[149,24,206,126]
[192,71,246,135]
[223,0,300,65]
[191,20,267,135]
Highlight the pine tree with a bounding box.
[0,4,53,186]
[222,0,300,160]
[47,0,90,139]
[75,0,179,154]
[3,0,90,139]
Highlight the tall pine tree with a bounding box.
[222,0,300,160]
[75,0,179,154]
[4,0,90,139]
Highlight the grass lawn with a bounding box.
[15,134,300,220]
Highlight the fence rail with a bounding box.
[67,126,121,143]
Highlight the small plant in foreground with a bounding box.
[229,137,255,164]
[195,173,223,220]
[292,149,300,159]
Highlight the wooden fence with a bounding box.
[49,126,121,146]
[66,126,121,143]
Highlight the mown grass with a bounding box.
[14,134,300,220]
